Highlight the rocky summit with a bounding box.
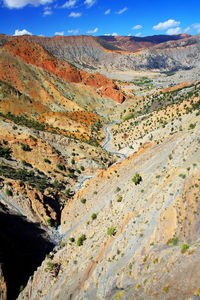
[0,33,200,300]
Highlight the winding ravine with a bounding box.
[76,122,127,192]
[102,123,127,160]
[0,122,127,242]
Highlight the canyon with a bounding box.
[0,33,200,300]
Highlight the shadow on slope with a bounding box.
[0,211,54,300]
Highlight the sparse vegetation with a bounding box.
[0,144,12,159]
[91,213,97,220]
[181,243,190,253]
[6,188,13,197]
[167,237,178,246]
[77,234,86,246]
[21,143,31,152]
[107,227,116,236]
[44,158,51,164]
[132,172,142,185]
[80,198,86,204]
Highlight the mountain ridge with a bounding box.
[1,33,198,73]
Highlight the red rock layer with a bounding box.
[3,39,126,103]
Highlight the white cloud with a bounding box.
[68,11,81,17]
[132,24,142,30]
[104,8,110,15]
[68,29,79,34]
[104,33,111,36]
[193,23,200,33]
[166,27,181,35]
[184,26,191,33]
[62,0,76,8]
[193,23,200,29]
[43,9,52,14]
[84,0,96,8]
[54,31,64,36]
[43,6,52,15]
[135,32,141,37]
[153,19,180,30]
[13,29,32,35]
[86,27,98,34]
[3,0,53,8]
[116,7,127,14]
[112,32,118,36]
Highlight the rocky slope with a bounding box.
[0,34,197,74]
[1,38,126,105]
[0,33,200,300]
[26,34,200,73]
[18,107,200,300]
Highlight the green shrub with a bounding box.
[21,143,31,151]
[45,261,54,272]
[116,195,122,202]
[6,188,12,197]
[65,188,71,197]
[69,237,75,243]
[46,218,52,227]
[107,227,116,236]
[44,158,51,164]
[0,144,12,159]
[179,174,186,179]
[115,187,121,193]
[163,286,169,293]
[57,164,66,171]
[189,123,196,130]
[19,285,24,292]
[181,243,190,253]
[60,242,66,248]
[167,237,178,246]
[80,198,86,204]
[77,234,86,246]
[132,172,142,185]
[91,213,97,220]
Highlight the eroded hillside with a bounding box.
[18,107,200,300]
[0,34,199,74]
[0,33,200,300]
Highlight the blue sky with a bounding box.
[0,0,200,37]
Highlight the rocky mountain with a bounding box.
[0,33,198,74]
[0,33,200,300]
[95,34,191,52]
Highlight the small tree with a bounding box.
[21,143,31,151]
[107,227,116,236]
[69,237,75,243]
[77,234,86,246]
[91,213,97,220]
[132,172,142,185]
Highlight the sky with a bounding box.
[0,0,200,37]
